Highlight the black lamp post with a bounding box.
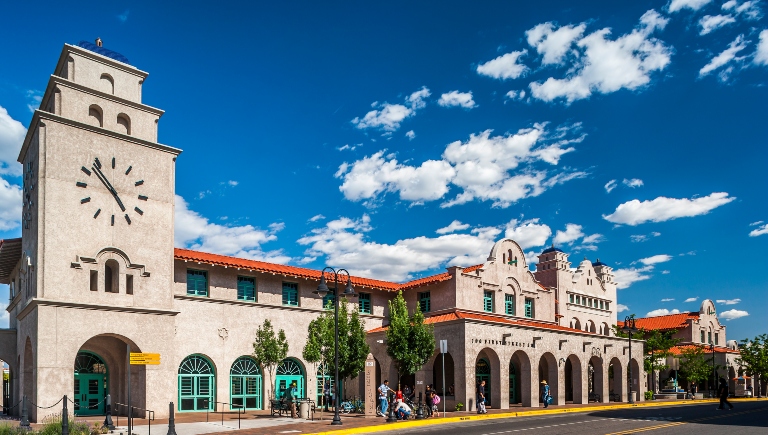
[622,315,638,404]
[314,267,357,426]
[650,343,655,399]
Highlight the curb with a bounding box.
[304,398,768,435]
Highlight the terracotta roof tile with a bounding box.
[668,345,740,355]
[462,264,483,273]
[399,272,452,290]
[618,312,699,331]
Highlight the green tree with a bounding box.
[644,329,681,391]
[679,345,711,388]
[252,319,289,398]
[385,291,435,389]
[735,334,768,396]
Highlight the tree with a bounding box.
[679,345,710,388]
[252,319,289,399]
[385,291,435,389]
[736,334,768,397]
[644,329,681,392]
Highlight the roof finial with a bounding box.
[95,37,103,47]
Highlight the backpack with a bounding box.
[433,395,441,405]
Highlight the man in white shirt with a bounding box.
[377,380,390,417]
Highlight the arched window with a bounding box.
[65,56,75,81]
[74,351,108,415]
[570,318,581,330]
[104,259,119,293]
[602,323,610,336]
[230,357,262,410]
[88,104,103,127]
[587,320,596,334]
[100,73,114,94]
[178,355,215,411]
[275,358,305,400]
[116,113,131,135]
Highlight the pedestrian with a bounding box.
[323,381,331,411]
[403,384,413,402]
[541,380,551,408]
[287,381,298,418]
[717,378,733,410]
[426,389,434,417]
[476,380,487,414]
[378,380,390,417]
[432,391,441,417]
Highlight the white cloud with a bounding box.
[716,298,741,305]
[719,309,749,320]
[646,308,681,317]
[438,91,477,109]
[639,254,672,265]
[505,90,526,101]
[617,304,630,313]
[699,34,749,77]
[405,130,416,140]
[526,23,587,65]
[749,223,768,237]
[351,87,430,133]
[227,180,238,187]
[630,231,661,242]
[504,218,552,249]
[0,106,25,176]
[699,15,737,35]
[751,220,764,226]
[661,298,675,302]
[722,1,762,20]
[605,179,618,193]
[755,30,768,65]
[684,297,699,302]
[667,0,713,13]
[529,10,671,103]
[661,270,670,274]
[436,220,470,235]
[298,214,502,281]
[623,178,644,188]
[337,123,586,208]
[174,195,290,263]
[337,144,362,151]
[308,214,325,222]
[476,50,529,80]
[26,90,42,113]
[603,192,735,226]
[553,223,584,245]
[0,178,22,231]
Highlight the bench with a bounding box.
[270,399,292,417]
[609,392,621,402]
[588,392,601,403]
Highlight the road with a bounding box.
[372,401,768,435]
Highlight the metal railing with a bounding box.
[202,400,244,429]
[114,402,155,435]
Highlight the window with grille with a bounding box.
[322,292,335,310]
[358,293,372,314]
[418,292,431,313]
[505,294,515,315]
[282,282,299,306]
[237,276,256,301]
[483,291,494,312]
[701,330,705,342]
[187,270,208,296]
[524,298,534,318]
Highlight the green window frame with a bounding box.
[701,330,705,342]
[569,294,574,303]
[237,276,256,302]
[358,293,372,314]
[483,291,494,313]
[418,292,431,313]
[322,293,335,310]
[524,298,534,319]
[282,282,299,306]
[605,302,610,310]
[715,333,719,345]
[187,270,208,296]
[708,331,712,344]
[505,294,515,315]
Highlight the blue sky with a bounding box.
[0,0,766,340]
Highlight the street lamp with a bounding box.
[314,267,357,426]
[622,315,638,404]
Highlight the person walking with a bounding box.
[717,378,733,410]
[323,381,331,411]
[378,380,390,417]
[476,380,487,414]
[541,380,551,408]
[287,381,299,418]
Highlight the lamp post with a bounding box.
[710,343,716,397]
[622,315,637,404]
[314,267,357,426]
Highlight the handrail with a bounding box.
[202,400,244,429]
[114,402,155,435]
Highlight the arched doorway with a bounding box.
[509,363,516,404]
[588,356,603,402]
[74,351,108,416]
[230,357,262,410]
[475,358,491,407]
[629,358,640,402]
[275,358,305,400]
[609,357,623,401]
[565,355,583,404]
[316,363,342,409]
[538,353,558,405]
[178,355,215,412]
[510,350,532,406]
[433,353,454,397]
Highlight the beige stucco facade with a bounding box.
[0,41,646,421]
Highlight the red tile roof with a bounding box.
[617,312,699,331]
[368,309,592,334]
[668,345,740,355]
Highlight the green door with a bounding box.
[230,357,262,410]
[73,352,108,416]
[178,355,215,412]
[275,358,305,399]
[476,358,491,407]
[509,364,516,404]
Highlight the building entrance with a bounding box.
[275,358,304,400]
[476,358,491,407]
[74,352,107,416]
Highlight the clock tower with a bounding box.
[13,40,181,420]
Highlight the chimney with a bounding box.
[95,37,103,47]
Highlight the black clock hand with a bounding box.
[92,165,127,212]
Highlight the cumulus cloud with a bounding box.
[336,123,586,208]
[174,195,290,263]
[308,214,325,222]
[436,220,470,235]
[526,23,587,65]
[639,254,672,265]
[405,130,416,140]
[0,178,22,231]
[684,297,699,302]
[504,218,552,249]
[667,0,713,13]
[605,179,618,193]
[630,231,661,242]
[603,192,735,226]
[551,223,603,251]
[614,254,670,289]
[617,304,630,313]
[647,308,681,317]
[505,90,527,101]
[438,91,477,109]
[716,298,741,305]
[755,30,768,65]
[699,34,749,78]
[529,10,671,103]
[476,50,529,80]
[298,214,502,281]
[351,87,430,133]
[719,309,749,320]
[722,1,762,20]
[699,15,737,35]
[0,106,25,176]
[749,222,768,237]
[623,178,644,188]
[337,144,361,152]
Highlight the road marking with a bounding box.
[605,406,766,434]
[482,419,605,434]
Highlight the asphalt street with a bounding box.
[371,401,768,435]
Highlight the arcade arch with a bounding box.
[538,352,559,405]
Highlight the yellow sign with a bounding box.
[130,353,161,365]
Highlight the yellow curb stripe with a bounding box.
[304,398,768,435]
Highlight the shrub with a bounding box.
[0,424,27,435]
[644,391,654,400]
[455,402,464,411]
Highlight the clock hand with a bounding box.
[92,165,127,212]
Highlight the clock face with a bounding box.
[76,156,147,225]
